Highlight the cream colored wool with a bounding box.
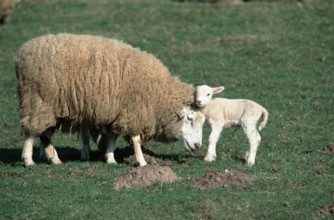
[0,0,15,24]
[15,34,195,143]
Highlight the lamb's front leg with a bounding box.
[205,125,223,162]
[132,135,147,167]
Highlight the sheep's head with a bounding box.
[195,85,225,108]
[177,107,205,152]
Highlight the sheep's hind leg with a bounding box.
[22,134,36,166]
[244,125,261,166]
[80,127,91,161]
[205,125,223,162]
[40,130,62,165]
[105,132,118,164]
[132,135,147,167]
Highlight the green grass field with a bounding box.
[0,0,333,219]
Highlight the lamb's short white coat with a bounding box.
[196,85,268,165]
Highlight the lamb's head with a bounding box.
[195,85,225,108]
[177,107,205,152]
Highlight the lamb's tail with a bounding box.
[258,107,268,131]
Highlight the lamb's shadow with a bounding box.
[231,152,247,164]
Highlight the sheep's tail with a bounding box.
[258,107,268,131]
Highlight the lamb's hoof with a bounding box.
[204,155,216,162]
[244,151,250,160]
[246,158,255,166]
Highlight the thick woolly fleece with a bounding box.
[16,33,195,142]
[0,0,15,24]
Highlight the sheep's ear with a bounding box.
[178,109,186,119]
[212,86,225,94]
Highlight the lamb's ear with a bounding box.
[178,109,186,119]
[212,86,225,94]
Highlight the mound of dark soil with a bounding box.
[323,144,334,153]
[114,165,180,190]
[318,203,334,216]
[193,169,255,190]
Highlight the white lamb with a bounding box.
[195,85,268,166]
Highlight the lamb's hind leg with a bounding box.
[22,133,36,166]
[205,125,223,162]
[243,124,261,166]
[40,129,62,165]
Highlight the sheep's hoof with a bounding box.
[23,158,35,166]
[139,162,148,167]
[39,150,47,160]
[105,155,117,164]
[204,155,216,162]
[51,159,63,165]
[80,150,90,161]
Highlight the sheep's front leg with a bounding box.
[132,135,147,167]
[22,134,36,166]
[205,125,223,162]
[105,132,118,164]
[39,139,47,160]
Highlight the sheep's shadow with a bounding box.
[0,146,100,166]
[0,145,191,166]
[0,148,23,166]
[114,145,191,165]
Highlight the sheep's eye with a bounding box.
[207,93,211,96]
[187,116,193,122]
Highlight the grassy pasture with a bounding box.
[0,0,333,219]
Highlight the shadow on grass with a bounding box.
[231,152,248,164]
[114,145,192,165]
[0,146,101,166]
[0,145,191,166]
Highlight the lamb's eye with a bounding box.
[207,93,210,96]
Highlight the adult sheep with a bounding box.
[15,33,205,167]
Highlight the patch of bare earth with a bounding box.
[114,165,180,190]
[193,169,255,190]
[318,203,334,216]
[114,146,176,166]
[190,199,219,219]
